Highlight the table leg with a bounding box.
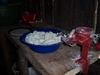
[17,50,29,75]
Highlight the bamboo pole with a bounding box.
[93,0,98,33]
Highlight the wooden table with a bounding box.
[1,24,100,75]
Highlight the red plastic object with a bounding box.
[22,13,36,23]
[96,42,100,50]
[66,27,94,75]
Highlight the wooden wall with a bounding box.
[2,0,99,31]
[41,0,99,31]
[54,0,95,31]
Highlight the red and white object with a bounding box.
[61,26,100,75]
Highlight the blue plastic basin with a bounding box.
[20,28,62,53]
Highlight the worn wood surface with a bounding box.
[3,26,100,75]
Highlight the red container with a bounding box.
[22,13,36,23]
[96,42,100,50]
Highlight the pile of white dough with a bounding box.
[25,31,62,45]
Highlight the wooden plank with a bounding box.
[64,66,82,75]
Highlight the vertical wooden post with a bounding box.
[17,50,29,75]
[93,0,98,33]
[0,29,14,75]
[41,0,45,22]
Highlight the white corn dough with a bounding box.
[25,31,62,45]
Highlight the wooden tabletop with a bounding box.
[1,24,100,75]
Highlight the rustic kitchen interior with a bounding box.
[0,0,100,75]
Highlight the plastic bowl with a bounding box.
[20,28,62,53]
[22,12,36,23]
